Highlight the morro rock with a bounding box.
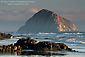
[17,9,78,33]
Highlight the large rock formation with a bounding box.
[17,9,78,33]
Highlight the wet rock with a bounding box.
[0,36,4,40]
[0,32,5,38]
[35,42,70,51]
[0,38,77,53]
[0,32,14,40]
[30,39,38,44]
[21,50,67,56]
[14,38,77,52]
[0,46,3,51]
[5,34,14,39]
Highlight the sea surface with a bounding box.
[0,32,85,57]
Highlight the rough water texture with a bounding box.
[17,9,78,33]
[0,32,85,57]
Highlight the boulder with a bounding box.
[0,32,14,40]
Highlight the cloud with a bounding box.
[0,8,38,22]
[0,15,25,22]
[55,10,85,22]
[0,11,4,14]
[61,13,85,22]
[26,8,38,13]
[56,10,81,14]
[0,9,85,23]
[0,8,38,15]
[12,10,20,14]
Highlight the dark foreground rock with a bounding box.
[0,38,77,52]
[0,32,14,40]
[14,38,77,52]
[0,49,67,56]
[21,50,67,56]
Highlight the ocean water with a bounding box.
[0,32,85,57]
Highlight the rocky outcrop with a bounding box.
[14,38,77,51]
[17,9,78,33]
[0,38,77,52]
[0,32,14,40]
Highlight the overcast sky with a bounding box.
[0,0,85,32]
